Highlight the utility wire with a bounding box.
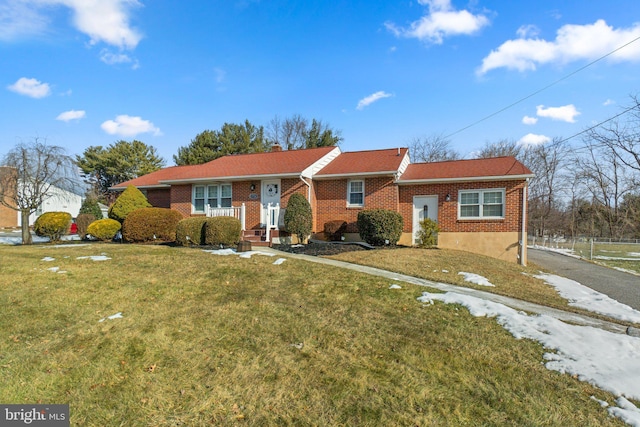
[443,35,640,140]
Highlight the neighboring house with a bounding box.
[19,184,84,227]
[112,145,534,264]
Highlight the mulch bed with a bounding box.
[274,242,371,256]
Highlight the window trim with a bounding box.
[192,183,233,213]
[347,179,365,208]
[458,188,505,220]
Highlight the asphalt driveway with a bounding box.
[528,248,640,311]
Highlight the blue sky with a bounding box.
[1,0,640,165]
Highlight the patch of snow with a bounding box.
[203,248,236,256]
[389,284,402,289]
[609,397,640,427]
[47,267,60,272]
[99,312,123,322]
[417,291,640,424]
[41,257,55,262]
[591,396,609,408]
[458,272,495,287]
[535,273,640,323]
[77,255,111,261]
[595,255,640,261]
[291,244,305,248]
[529,245,581,259]
[239,250,275,259]
[628,252,640,258]
[273,258,286,265]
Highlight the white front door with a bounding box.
[413,196,438,245]
[261,179,281,226]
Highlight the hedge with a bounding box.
[284,193,312,243]
[87,218,121,241]
[204,216,242,246]
[33,211,72,242]
[324,220,347,241]
[356,209,403,246]
[175,217,209,246]
[108,185,151,223]
[121,207,183,243]
[76,213,96,240]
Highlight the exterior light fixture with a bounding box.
[445,193,451,202]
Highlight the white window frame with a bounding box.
[192,183,232,213]
[347,179,364,207]
[458,188,505,219]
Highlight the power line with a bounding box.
[443,35,640,140]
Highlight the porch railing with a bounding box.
[206,203,246,231]
[264,203,285,242]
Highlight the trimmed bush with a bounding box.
[356,209,403,246]
[122,207,183,243]
[79,196,103,219]
[87,218,121,241]
[324,220,347,241]
[416,218,439,248]
[284,193,312,244]
[108,185,151,223]
[204,216,242,246]
[76,213,96,240]
[176,217,209,246]
[34,211,72,242]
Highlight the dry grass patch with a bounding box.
[0,244,624,426]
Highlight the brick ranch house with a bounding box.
[113,145,534,264]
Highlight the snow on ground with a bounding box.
[273,258,287,265]
[458,272,495,287]
[389,284,402,289]
[77,255,111,261]
[417,289,640,426]
[534,273,640,323]
[0,235,81,245]
[529,244,581,258]
[98,312,123,322]
[204,248,277,260]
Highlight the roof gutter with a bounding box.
[314,171,398,180]
[396,174,535,185]
[159,172,301,185]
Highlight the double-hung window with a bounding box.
[192,184,232,213]
[459,189,504,219]
[347,180,364,207]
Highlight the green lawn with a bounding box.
[0,243,625,426]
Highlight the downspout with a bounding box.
[520,178,529,266]
[300,174,313,236]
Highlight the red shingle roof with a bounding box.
[113,146,338,188]
[315,147,409,177]
[398,156,533,182]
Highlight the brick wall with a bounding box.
[146,188,171,208]
[398,180,526,233]
[170,185,193,218]
[315,176,398,233]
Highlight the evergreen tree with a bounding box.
[108,185,151,223]
[79,194,104,219]
[284,193,312,244]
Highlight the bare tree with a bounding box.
[475,139,523,159]
[409,134,460,163]
[584,95,640,186]
[0,140,79,244]
[523,138,570,237]
[573,135,634,238]
[266,115,341,150]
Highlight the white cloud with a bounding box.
[356,91,393,110]
[385,0,489,44]
[603,99,615,106]
[101,115,161,137]
[536,104,580,123]
[0,0,50,41]
[518,133,550,146]
[2,0,142,49]
[516,24,540,39]
[478,19,640,75]
[522,115,538,125]
[7,77,51,98]
[213,67,226,84]
[56,109,86,121]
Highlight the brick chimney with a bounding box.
[271,143,282,152]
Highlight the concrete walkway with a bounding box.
[528,248,640,311]
[263,247,631,335]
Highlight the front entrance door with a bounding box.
[412,196,438,245]
[261,179,281,226]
